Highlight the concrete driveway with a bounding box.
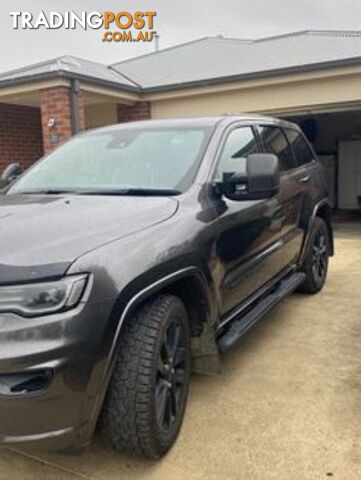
[1,224,360,480]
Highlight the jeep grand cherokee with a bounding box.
[0,116,333,458]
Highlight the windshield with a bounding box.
[8,126,212,195]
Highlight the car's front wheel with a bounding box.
[100,294,191,458]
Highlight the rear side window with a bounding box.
[283,128,315,166]
[216,127,259,180]
[258,126,295,172]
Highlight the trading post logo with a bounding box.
[10,11,157,43]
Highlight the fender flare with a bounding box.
[88,266,214,432]
[298,199,334,265]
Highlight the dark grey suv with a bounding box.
[0,116,333,458]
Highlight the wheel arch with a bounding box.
[106,266,217,375]
[299,199,334,265]
[88,266,218,440]
[117,267,214,336]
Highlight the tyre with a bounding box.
[298,217,330,294]
[100,294,191,458]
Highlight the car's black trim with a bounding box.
[217,271,306,352]
[298,199,334,264]
[0,262,70,285]
[218,265,296,331]
[86,266,211,438]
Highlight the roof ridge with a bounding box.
[254,30,310,42]
[58,55,107,67]
[305,29,361,36]
[57,55,140,87]
[217,36,253,43]
[0,54,110,79]
[107,65,143,89]
[110,36,212,67]
[254,29,361,42]
[0,55,68,78]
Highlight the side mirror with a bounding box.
[216,153,280,201]
[1,163,23,186]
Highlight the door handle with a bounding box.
[299,175,310,183]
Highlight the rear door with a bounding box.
[282,127,319,263]
[257,125,310,267]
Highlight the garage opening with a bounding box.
[283,109,361,212]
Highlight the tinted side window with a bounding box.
[216,127,258,180]
[284,128,314,166]
[258,126,295,172]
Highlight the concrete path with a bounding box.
[1,225,360,479]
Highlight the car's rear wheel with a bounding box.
[298,217,330,294]
[100,294,191,458]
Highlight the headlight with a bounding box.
[0,274,88,317]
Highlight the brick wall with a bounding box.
[0,94,150,175]
[117,101,151,123]
[40,86,85,154]
[0,103,43,173]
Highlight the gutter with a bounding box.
[1,55,361,97]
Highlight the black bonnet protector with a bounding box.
[0,262,70,285]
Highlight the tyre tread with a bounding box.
[100,294,189,458]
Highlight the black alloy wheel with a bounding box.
[311,228,328,285]
[156,317,188,433]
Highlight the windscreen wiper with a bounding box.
[16,188,182,196]
[77,188,182,196]
[18,189,81,195]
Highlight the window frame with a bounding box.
[282,127,316,168]
[209,124,261,182]
[255,124,298,173]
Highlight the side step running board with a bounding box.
[217,272,306,352]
